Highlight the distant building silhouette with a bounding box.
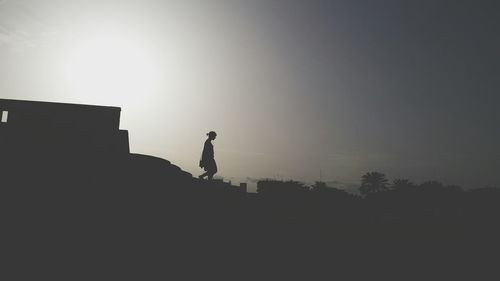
[239,183,248,193]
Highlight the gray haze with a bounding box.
[1,0,499,190]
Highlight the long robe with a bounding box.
[200,139,217,173]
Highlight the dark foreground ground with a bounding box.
[2,154,499,279]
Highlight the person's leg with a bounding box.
[206,160,216,180]
[199,172,208,179]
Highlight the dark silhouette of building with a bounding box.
[0,98,129,158]
[0,98,135,192]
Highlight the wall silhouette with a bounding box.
[0,98,128,158]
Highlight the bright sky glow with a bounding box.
[60,28,161,108]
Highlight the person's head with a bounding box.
[207,131,217,140]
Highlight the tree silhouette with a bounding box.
[359,172,389,195]
[419,180,444,191]
[391,179,415,190]
[256,180,309,195]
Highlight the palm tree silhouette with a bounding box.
[359,172,389,195]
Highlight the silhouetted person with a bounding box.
[199,131,218,180]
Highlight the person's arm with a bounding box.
[200,143,207,167]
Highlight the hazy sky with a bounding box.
[1,0,499,190]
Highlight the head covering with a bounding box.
[207,131,217,137]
